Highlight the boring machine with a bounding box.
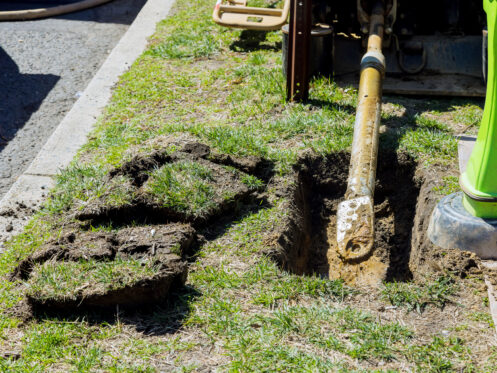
[215,0,491,282]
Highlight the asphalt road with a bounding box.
[0,0,147,199]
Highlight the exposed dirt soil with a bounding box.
[269,151,484,286]
[408,172,482,279]
[13,143,490,318]
[0,201,40,247]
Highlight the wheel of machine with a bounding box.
[428,192,497,260]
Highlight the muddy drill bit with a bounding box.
[336,1,386,262]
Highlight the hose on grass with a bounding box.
[0,0,114,21]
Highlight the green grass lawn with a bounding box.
[0,0,495,371]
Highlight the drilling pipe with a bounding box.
[336,1,386,262]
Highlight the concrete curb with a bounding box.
[0,0,175,246]
[483,261,497,335]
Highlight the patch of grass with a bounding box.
[44,164,137,216]
[250,275,348,307]
[399,128,458,162]
[22,322,81,364]
[246,0,284,7]
[73,346,105,371]
[103,175,137,208]
[307,120,354,155]
[28,257,161,301]
[201,203,286,257]
[146,160,217,216]
[148,0,222,60]
[248,261,353,306]
[433,175,460,195]
[415,114,451,132]
[203,125,270,158]
[484,347,497,372]
[331,307,412,360]
[240,174,264,190]
[150,31,218,59]
[0,320,153,372]
[253,305,412,362]
[227,342,344,372]
[406,336,471,372]
[45,164,107,214]
[453,103,483,129]
[191,257,353,307]
[381,276,458,313]
[189,296,412,368]
[467,311,495,329]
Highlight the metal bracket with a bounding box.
[357,0,396,36]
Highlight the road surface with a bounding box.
[0,0,147,198]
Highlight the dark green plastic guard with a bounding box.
[460,0,497,218]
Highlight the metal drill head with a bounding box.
[336,195,375,262]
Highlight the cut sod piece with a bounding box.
[144,159,260,219]
[26,256,187,311]
[76,147,265,225]
[15,224,196,312]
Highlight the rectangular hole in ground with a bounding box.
[273,151,421,284]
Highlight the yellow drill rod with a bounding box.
[336,1,386,262]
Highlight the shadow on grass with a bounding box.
[30,285,201,336]
[378,94,485,152]
[124,286,201,336]
[382,95,485,128]
[198,197,272,243]
[230,30,282,52]
[306,99,356,115]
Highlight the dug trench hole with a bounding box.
[272,151,422,286]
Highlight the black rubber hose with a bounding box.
[0,0,114,21]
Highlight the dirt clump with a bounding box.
[110,149,172,187]
[0,202,40,246]
[208,152,273,181]
[27,256,187,313]
[27,257,187,313]
[118,224,199,257]
[408,172,482,280]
